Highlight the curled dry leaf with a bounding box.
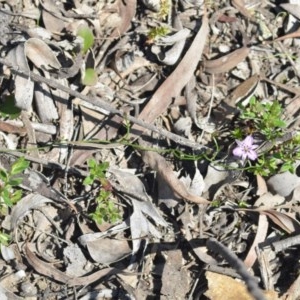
[10,194,53,232]
[141,150,210,204]
[204,46,250,74]
[154,12,190,66]
[25,243,120,286]
[8,37,61,117]
[25,38,61,70]
[154,28,191,65]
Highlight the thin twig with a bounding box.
[0,57,210,151]
[206,238,266,300]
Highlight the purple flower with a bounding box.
[233,135,258,161]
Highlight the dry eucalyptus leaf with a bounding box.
[6,44,34,111]
[34,80,59,122]
[260,209,300,234]
[109,168,168,227]
[204,46,250,74]
[129,200,159,254]
[25,38,61,70]
[142,151,210,204]
[180,167,205,197]
[78,222,129,246]
[243,214,268,269]
[132,12,208,135]
[25,243,120,286]
[239,207,300,234]
[109,168,168,254]
[256,174,268,196]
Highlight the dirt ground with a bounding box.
[0,0,300,299]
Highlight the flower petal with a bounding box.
[247,150,257,160]
[244,135,254,146]
[233,147,243,157]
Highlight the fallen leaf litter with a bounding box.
[0,1,300,299]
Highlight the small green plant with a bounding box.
[0,157,29,248]
[0,95,21,119]
[232,96,300,175]
[0,231,10,246]
[147,26,170,44]
[77,25,97,86]
[0,157,29,210]
[238,97,286,140]
[84,159,120,225]
[77,26,94,55]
